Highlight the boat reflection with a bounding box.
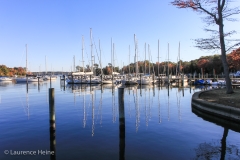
[60,81,231,138]
[0,81,13,86]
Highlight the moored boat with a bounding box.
[0,77,12,81]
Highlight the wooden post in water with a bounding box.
[160,75,162,86]
[118,87,125,160]
[63,75,65,91]
[140,74,143,96]
[153,84,155,97]
[167,83,169,97]
[101,83,103,93]
[49,88,56,159]
[38,77,40,91]
[112,74,113,85]
[50,76,52,88]
[182,74,184,86]
[71,74,73,84]
[152,74,155,85]
[26,82,29,93]
[190,84,191,93]
[182,87,184,97]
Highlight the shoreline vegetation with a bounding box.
[0,66,27,76]
[1,47,239,77]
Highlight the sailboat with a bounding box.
[121,36,138,85]
[101,40,119,84]
[137,43,153,85]
[43,57,57,80]
[86,28,101,84]
[15,44,43,83]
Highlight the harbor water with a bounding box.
[0,79,239,160]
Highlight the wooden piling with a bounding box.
[50,76,52,88]
[49,88,56,159]
[152,74,155,85]
[167,84,169,97]
[38,77,40,91]
[63,75,65,91]
[140,74,142,85]
[118,87,125,160]
[182,74,184,86]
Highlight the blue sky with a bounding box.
[0,0,239,72]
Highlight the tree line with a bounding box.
[0,65,27,76]
[120,47,240,75]
[76,47,239,76]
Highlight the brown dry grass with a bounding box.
[199,87,240,108]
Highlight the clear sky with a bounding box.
[0,0,239,72]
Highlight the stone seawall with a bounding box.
[192,90,240,123]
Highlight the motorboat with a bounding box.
[137,76,152,85]
[122,76,138,85]
[0,77,12,81]
[194,79,205,85]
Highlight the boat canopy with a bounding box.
[72,72,85,75]
[84,72,94,75]
[112,72,120,75]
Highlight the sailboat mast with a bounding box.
[73,55,75,72]
[179,42,181,74]
[145,43,146,75]
[82,36,85,73]
[111,38,113,76]
[99,39,103,75]
[168,43,169,79]
[113,43,115,74]
[158,40,159,76]
[45,55,47,75]
[129,45,130,75]
[26,44,28,76]
[134,34,138,76]
[176,57,178,76]
[148,44,150,75]
[90,28,93,72]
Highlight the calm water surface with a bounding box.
[0,79,239,160]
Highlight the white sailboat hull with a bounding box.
[0,77,12,81]
[102,80,115,84]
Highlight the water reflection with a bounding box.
[2,79,240,159]
[0,81,12,87]
[62,83,195,129]
[192,107,240,159]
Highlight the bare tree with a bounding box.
[171,0,240,94]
